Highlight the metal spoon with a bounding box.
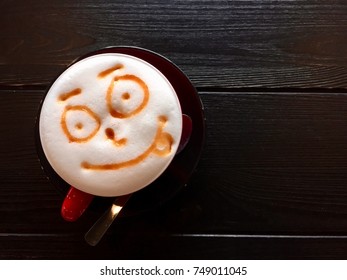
[84,194,131,246]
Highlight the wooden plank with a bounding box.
[189,92,347,234]
[2,234,347,259]
[2,90,347,237]
[1,1,347,88]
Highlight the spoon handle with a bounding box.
[84,194,131,246]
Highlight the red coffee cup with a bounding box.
[36,46,205,222]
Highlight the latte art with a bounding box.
[39,54,182,197]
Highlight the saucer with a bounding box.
[36,46,205,217]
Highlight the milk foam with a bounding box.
[39,53,182,196]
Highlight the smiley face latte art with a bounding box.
[39,54,182,196]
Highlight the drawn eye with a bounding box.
[107,75,149,118]
[61,105,101,143]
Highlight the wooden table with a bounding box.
[2,0,347,259]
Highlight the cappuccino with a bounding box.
[39,53,182,197]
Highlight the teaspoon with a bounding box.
[84,194,131,246]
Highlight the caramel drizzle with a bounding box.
[81,115,173,170]
[106,75,149,119]
[98,64,123,78]
[57,66,170,170]
[105,128,127,147]
[58,88,82,101]
[61,105,101,143]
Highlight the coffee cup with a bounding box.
[36,47,204,222]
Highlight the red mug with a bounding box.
[36,47,205,222]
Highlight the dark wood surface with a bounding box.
[1,0,347,259]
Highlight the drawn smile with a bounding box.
[81,115,173,170]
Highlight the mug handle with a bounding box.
[61,187,94,222]
[61,114,192,222]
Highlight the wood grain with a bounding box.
[2,90,347,242]
[2,0,347,260]
[2,234,347,259]
[1,0,347,88]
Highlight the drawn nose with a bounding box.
[105,127,127,147]
[105,127,115,140]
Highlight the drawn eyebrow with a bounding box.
[58,88,82,101]
[98,64,124,78]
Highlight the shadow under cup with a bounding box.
[35,46,205,217]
